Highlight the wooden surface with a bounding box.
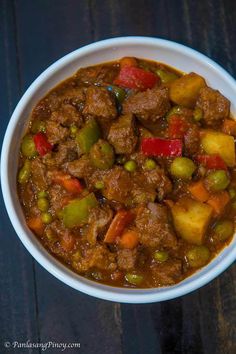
[0,1,235,353]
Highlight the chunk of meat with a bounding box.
[184,124,200,155]
[83,86,117,121]
[53,140,79,165]
[30,158,48,191]
[107,113,138,154]
[196,87,230,126]
[117,248,138,270]
[123,86,170,123]
[51,104,83,126]
[151,259,183,286]
[102,166,132,204]
[135,203,177,249]
[47,184,70,214]
[86,206,113,245]
[73,244,117,272]
[64,156,94,179]
[46,121,69,145]
[59,87,85,109]
[76,65,119,85]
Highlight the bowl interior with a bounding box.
[2,37,236,303]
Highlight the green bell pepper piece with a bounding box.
[76,119,101,153]
[62,193,98,228]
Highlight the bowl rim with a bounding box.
[1,36,236,303]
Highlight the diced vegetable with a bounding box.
[200,130,235,167]
[222,119,236,137]
[33,132,53,156]
[205,170,230,192]
[125,273,144,285]
[168,115,189,139]
[186,245,210,267]
[171,197,213,245]
[154,250,169,262]
[169,72,206,108]
[62,193,98,228]
[141,137,182,157]
[41,212,53,224]
[21,134,37,158]
[156,68,178,83]
[107,85,126,103]
[114,66,159,90]
[27,216,44,236]
[124,160,137,172]
[104,210,134,243]
[76,118,101,153]
[90,139,114,170]
[207,191,230,215]
[119,230,139,249]
[52,172,83,194]
[37,197,49,212]
[213,220,234,241]
[18,160,31,184]
[196,154,227,170]
[170,157,196,180]
[31,119,46,133]
[144,159,157,170]
[188,180,210,202]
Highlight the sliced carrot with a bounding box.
[119,230,139,249]
[120,57,138,68]
[52,171,83,194]
[207,191,230,215]
[27,216,44,236]
[222,119,236,137]
[104,210,134,243]
[188,180,210,202]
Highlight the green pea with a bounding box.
[41,212,52,224]
[90,139,114,170]
[124,160,137,172]
[37,197,49,212]
[193,107,203,121]
[154,250,169,262]
[205,170,230,192]
[186,246,210,268]
[107,85,126,103]
[94,181,104,189]
[144,159,157,171]
[37,191,48,199]
[156,68,178,83]
[170,157,196,180]
[70,124,78,138]
[18,160,31,184]
[31,119,46,133]
[125,273,144,285]
[21,134,37,158]
[214,220,234,241]
[228,187,236,199]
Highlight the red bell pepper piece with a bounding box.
[114,66,159,90]
[141,138,182,157]
[33,132,52,156]
[196,154,227,170]
[52,171,83,194]
[104,210,134,243]
[168,115,189,139]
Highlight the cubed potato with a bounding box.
[201,130,235,167]
[169,72,206,108]
[171,197,213,245]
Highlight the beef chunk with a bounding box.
[196,87,230,126]
[64,156,94,179]
[76,65,119,85]
[135,203,177,249]
[50,104,83,126]
[86,206,113,245]
[108,113,138,154]
[123,86,170,123]
[46,121,69,145]
[47,184,69,214]
[31,158,48,191]
[73,244,117,273]
[59,87,85,109]
[83,86,117,121]
[53,140,79,165]
[151,259,183,286]
[117,248,138,270]
[102,166,132,203]
[184,124,200,155]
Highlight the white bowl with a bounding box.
[1,37,236,303]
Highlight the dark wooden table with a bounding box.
[0,1,235,353]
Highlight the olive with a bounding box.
[170,157,196,180]
[90,139,114,170]
[107,85,126,103]
[205,170,230,192]
[186,246,210,268]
